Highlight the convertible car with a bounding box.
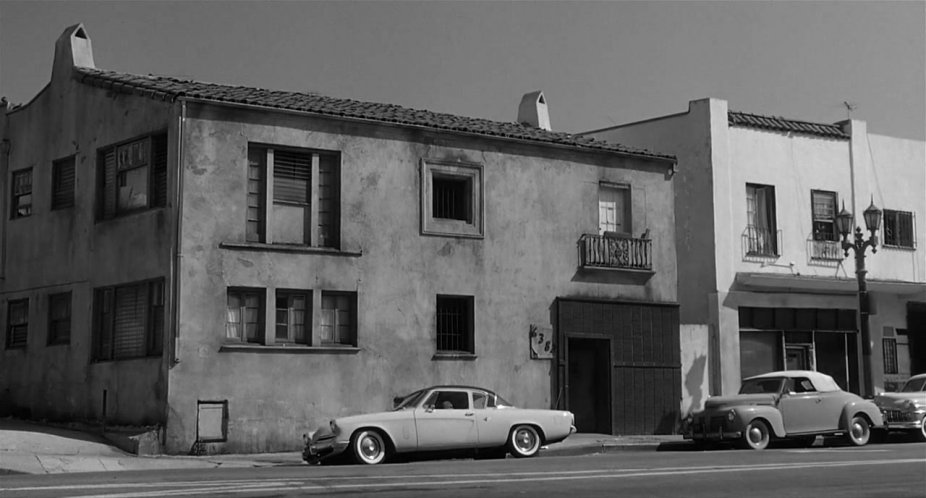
[874,373,926,441]
[685,370,883,450]
[303,385,576,464]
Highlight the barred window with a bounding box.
[883,209,915,248]
[882,338,898,374]
[6,299,29,348]
[421,159,484,238]
[93,280,164,361]
[48,292,71,345]
[746,183,778,255]
[436,295,474,354]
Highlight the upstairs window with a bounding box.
[48,292,72,345]
[52,156,76,210]
[226,288,265,344]
[811,190,838,241]
[10,169,32,219]
[319,292,357,346]
[436,295,474,354]
[421,159,484,238]
[6,299,28,349]
[247,145,341,248]
[98,134,167,220]
[92,279,164,361]
[275,291,309,344]
[746,183,778,255]
[598,183,631,235]
[883,209,915,249]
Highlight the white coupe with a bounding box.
[303,385,576,464]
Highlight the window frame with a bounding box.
[92,279,165,361]
[435,294,475,354]
[882,337,899,374]
[47,291,72,346]
[246,144,341,249]
[318,291,357,347]
[226,287,266,345]
[52,155,77,210]
[275,290,310,345]
[882,209,916,249]
[10,168,33,219]
[598,182,632,236]
[810,190,838,242]
[6,298,29,349]
[421,159,484,239]
[746,183,778,256]
[97,133,168,220]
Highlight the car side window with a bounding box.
[791,378,817,393]
[430,391,470,409]
[473,392,487,409]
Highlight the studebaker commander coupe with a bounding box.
[303,385,576,464]
[686,370,884,450]
[874,373,926,441]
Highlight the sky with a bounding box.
[1,1,924,140]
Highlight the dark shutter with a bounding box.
[100,148,117,219]
[151,134,168,207]
[273,150,311,204]
[113,284,148,359]
[52,157,76,210]
[317,153,340,248]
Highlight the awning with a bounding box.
[734,272,926,296]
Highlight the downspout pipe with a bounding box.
[171,100,186,367]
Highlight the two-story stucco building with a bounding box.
[0,25,681,454]
[584,98,926,414]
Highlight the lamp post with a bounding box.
[836,198,882,398]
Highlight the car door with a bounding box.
[473,390,510,447]
[414,389,478,451]
[778,377,823,434]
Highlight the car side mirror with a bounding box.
[393,396,403,409]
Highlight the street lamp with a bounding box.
[836,197,882,398]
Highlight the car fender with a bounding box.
[841,400,885,429]
[735,405,786,438]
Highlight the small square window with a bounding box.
[421,159,483,238]
[883,209,915,249]
[436,295,474,354]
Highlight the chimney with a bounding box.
[518,90,551,131]
[52,24,95,82]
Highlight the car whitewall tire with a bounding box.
[846,415,870,446]
[508,425,541,458]
[918,415,926,442]
[740,419,770,450]
[351,429,387,465]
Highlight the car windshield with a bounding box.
[393,390,427,410]
[494,393,515,408]
[739,378,784,394]
[901,377,926,392]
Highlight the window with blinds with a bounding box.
[246,145,340,248]
[52,156,76,210]
[97,133,168,220]
[436,295,474,354]
[48,292,71,345]
[11,169,32,219]
[92,280,164,361]
[6,299,29,349]
[883,209,915,248]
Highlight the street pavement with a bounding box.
[0,418,685,475]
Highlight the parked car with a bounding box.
[302,385,576,464]
[874,373,926,441]
[685,370,884,450]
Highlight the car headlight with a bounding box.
[727,409,736,422]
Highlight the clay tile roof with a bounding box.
[728,110,849,139]
[74,67,675,161]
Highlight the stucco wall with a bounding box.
[165,103,677,453]
[0,73,173,424]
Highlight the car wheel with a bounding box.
[846,415,870,446]
[739,419,770,450]
[508,425,541,458]
[351,429,388,465]
[918,415,926,442]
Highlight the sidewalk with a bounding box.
[0,418,685,475]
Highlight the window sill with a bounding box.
[432,352,477,361]
[881,244,917,251]
[220,344,361,354]
[220,242,362,256]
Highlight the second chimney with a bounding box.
[517,91,551,131]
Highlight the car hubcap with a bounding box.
[516,430,536,451]
[851,422,867,441]
[748,426,764,445]
[361,436,381,459]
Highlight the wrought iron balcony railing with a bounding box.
[578,233,652,270]
[809,238,843,261]
[743,225,780,257]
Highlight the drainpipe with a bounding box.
[170,99,186,367]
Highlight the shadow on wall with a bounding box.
[685,354,708,416]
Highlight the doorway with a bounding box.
[567,337,611,434]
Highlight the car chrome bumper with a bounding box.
[685,430,743,441]
[884,420,924,431]
[302,438,349,464]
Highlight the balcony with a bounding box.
[808,238,843,261]
[742,225,780,258]
[578,233,652,271]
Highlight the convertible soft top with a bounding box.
[745,370,842,393]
